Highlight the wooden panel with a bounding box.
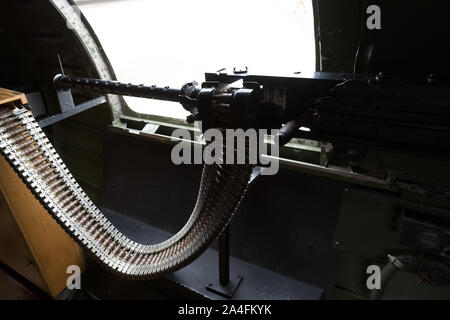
[0,192,48,292]
[0,88,27,105]
[0,147,86,298]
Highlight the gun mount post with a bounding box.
[206,226,243,299]
[219,226,230,286]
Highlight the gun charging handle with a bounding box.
[276,118,302,146]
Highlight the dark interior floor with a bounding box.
[79,208,323,300]
[91,131,347,298]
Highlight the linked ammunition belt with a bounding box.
[0,105,253,279]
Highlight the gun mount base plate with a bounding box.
[206,274,243,299]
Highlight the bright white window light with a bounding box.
[77,0,316,120]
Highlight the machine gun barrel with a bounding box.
[53,74,182,102]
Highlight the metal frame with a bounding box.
[38,94,106,128]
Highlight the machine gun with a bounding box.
[52,69,450,290]
[2,68,449,293]
[52,69,450,206]
[53,70,450,152]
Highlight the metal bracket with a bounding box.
[56,88,75,113]
[38,95,107,128]
[37,54,107,128]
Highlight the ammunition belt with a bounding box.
[0,105,253,279]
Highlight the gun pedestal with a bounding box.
[205,226,243,299]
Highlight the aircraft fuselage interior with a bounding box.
[0,0,450,303]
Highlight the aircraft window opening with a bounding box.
[76,0,316,121]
